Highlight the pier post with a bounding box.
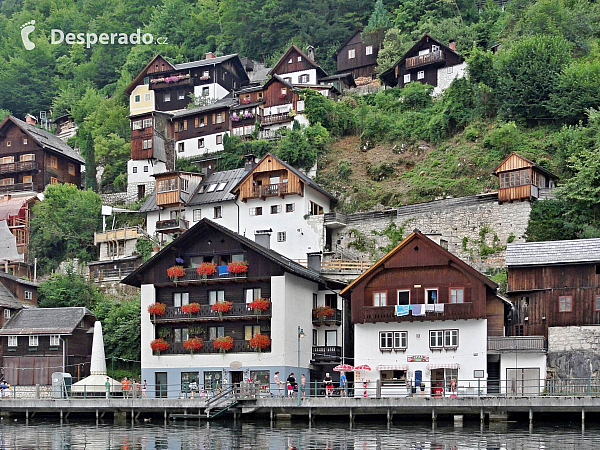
[164,409,167,424]
[387,407,393,425]
[308,407,312,426]
[582,408,585,427]
[25,409,28,423]
[131,408,134,425]
[60,409,63,422]
[270,408,273,422]
[480,407,484,424]
[529,408,533,425]
[349,408,354,428]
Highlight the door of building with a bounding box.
[231,371,244,386]
[155,372,167,398]
[137,184,145,200]
[507,368,540,396]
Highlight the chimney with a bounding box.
[307,252,322,274]
[244,154,257,172]
[448,41,456,51]
[254,230,272,249]
[306,45,315,61]
[205,51,216,59]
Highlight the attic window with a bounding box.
[414,246,419,251]
[288,58,293,64]
[207,184,217,193]
[297,56,302,62]
[216,182,227,191]
[6,141,10,147]
[198,185,207,194]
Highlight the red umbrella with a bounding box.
[354,364,372,371]
[333,364,354,372]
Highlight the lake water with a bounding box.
[0,419,599,449]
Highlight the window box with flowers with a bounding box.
[249,334,271,353]
[167,266,185,283]
[148,303,167,320]
[241,98,251,105]
[228,261,248,275]
[249,298,271,319]
[199,75,210,81]
[183,337,204,355]
[181,302,201,317]
[279,94,287,99]
[212,301,233,320]
[150,338,170,355]
[313,306,335,323]
[242,112,254,120]
[196,262,217,279]
[213,336,234,353]
[231,113,241,122]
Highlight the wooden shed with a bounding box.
[493,153,556,203]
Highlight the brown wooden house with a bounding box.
[0,307,95,385]
[333,29,379,80]
[493,152,557,203]
[268,45,328,84]
[0,271,38,307]
[0,194,38,274]
[0,116,84,194]
[153,171,203,234]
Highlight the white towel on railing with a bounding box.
[434,303,445,313]
[411,304,425,316]
[425,304,435,313]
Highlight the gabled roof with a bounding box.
[506,239,600,267]
[122,218,345,289]
[125,54,177,94]
[0,307,95,335]
[263,74,296,91]
[0,282,22,309]
[340,231,497,296]
[0,271,39,288]
[269,44,328,78]
[171,98,236,119]
[333,29,363,60]
[188,168,247,206]
[492,152,557,179]
[0,116,84,164]
[231,152,336,200]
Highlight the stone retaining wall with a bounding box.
[548,326,600,379]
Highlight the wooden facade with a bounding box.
[172,106,230,143]
[0,117,83,193]
[493,152,556,203]
[0,273,38,306]
[154,172,203,208]
[233,153,304,202]
[269,45,325,78]
[334,30,379,79]
[341,232,505,335]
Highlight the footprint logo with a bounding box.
[20,20,35,50]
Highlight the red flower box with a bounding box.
[148,303,167,317]
[181,303,200,315]
[249,298,270,312]
[183,337,204,354]
[196,262,217,277]
[313,306,335,322]
[213,336,234,353]
[249,334,271,351]
[227,261,248,274]
[167,266,185,282]
[212,301,233,319]
[150,338,170,354]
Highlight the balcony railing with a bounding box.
[94,227,139,244]
[90,267,136,282]
[260,113,291,125]
[161,340,270,355]
[487,336,547,352]
[362,302,477,324]
[0,182,34,194]
[323,212,347,228]
[0,161,38,175]
[252,183,288,198]
[312,346,342,362]
[405,50,445,70]
[174,267,248,283]
[156,218,188,233]
[152,302,271,322]
[312,308,342,326]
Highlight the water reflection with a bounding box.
[0,419,596,449]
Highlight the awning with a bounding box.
[427,364,460,370]
[376,364,409,371]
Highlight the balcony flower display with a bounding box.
[212,301,233,319]
[150,338,170,355]
[288,109,296,118]
[227,260,248,275]
[241,98,251,105]
[231,113,240,122]
[199,75,210,81]
[167,265,185,283]
[148,302,167,319]
[181,302,201,316]
[242,112,254,120]
[213,336,234,353]
[249,334,271,352]
[196,262,217,278]
[313,306,335,323]
[249,298,270,319]
[183,337,204,355]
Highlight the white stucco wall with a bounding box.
[434,62,467,96]
[277,68,318,85]
[499,352,547,395]
[127,159,167,184]
[193,83,230,101]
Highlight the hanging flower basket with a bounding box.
[313,306,335,323]
[213,336,234,353]
[212,301,233,319]
[249,334,271,352]
[183,337,204,355]
[227,261,248,275]
[148,302,167,320]
[249,298,270,319]
[150,338,170,355]
[196,262,217,279]
[181,302,201,316]
[167,266,185,283]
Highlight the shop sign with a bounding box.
[407,355,429,362]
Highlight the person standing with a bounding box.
[189,379,198,399]
[323,373,333,398]
[274,371,283,397]
[339,371,347,397]
[142,380,147,399]
[300,374,307,399]
[286,373,296,398]
[105,377,111,399]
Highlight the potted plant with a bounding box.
[150,338,170,355]
[196,262,217,279]
[148,302,167,320]
[181,302,201,317]
[213,336,234,353]
[212,301,233,320]
[312,306,335,323]
[248,298,270,319]
[183,337,204,355]
[249,334,271,353]
[167,265,185,283]
[227,260,248,275]
[288,109,296,118]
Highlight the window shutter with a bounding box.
[194,117,199,127]
[203,115,208,125]
[212,113,216,124]
[183,120,188,131]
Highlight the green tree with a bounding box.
[30,184,102,272]
[363,0,392,47]
[38,269,102,309]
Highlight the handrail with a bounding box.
[206,385,235,409]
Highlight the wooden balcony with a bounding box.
[0,183,34,194]
[94,227,139,244]
[156,218,188,233]
[165,267,248,285]
[152,302,271,323]
[405,50,445,70]
[324,212,347,229]
[149,77,193,90]
[361,302,478,324]
[260,113,292,125]
[487,336,547,353]
[252,183,288,199]
[312,346,342,362]
[161,340,270,355]
[0,161,38,175]
[90,267,136,282]
[312,308,342,326]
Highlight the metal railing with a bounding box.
[159,340,271,355]
[259,112,291,125]
[0,161,38,175]
[312,346,342,361]
[488,336,547,352]
[312,308,342,325]
[153,302,271,322]
[90,267,136,281]
[156,218,188,232]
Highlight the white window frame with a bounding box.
[365,45,373,56]
[134,95,141,103]
[417,70,425,80]
[144,93,151,102]
[164,92,171,102]
[447,66,453,74]
[3,309,10,319]
[450,288,464,304]
[198,138,204,149]
[207,184,217,193]
[397,289,410,305]
[285,203,295,213]
[143,118,153,128]
[297,56,302,62]
[380,331,393,350]
[348,48,356,59]
[394,331,408,349]
[193,209,202,221]
[373,291,387,307]
[444,329,458,348]
[143,139,152,150]
[430,330,443,348]
[208,290,225,305]
[132,120,143,130]
[404,74,411,83]
[216,182,227,192]
[8,336,17,347]
[425,288,439,304]
[29,335,39,347]
[50,335,60,346]
[174,292,190,308]
[213,206,222,219]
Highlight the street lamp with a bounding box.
[297,326,305,405]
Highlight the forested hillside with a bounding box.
[1,0,600,241]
